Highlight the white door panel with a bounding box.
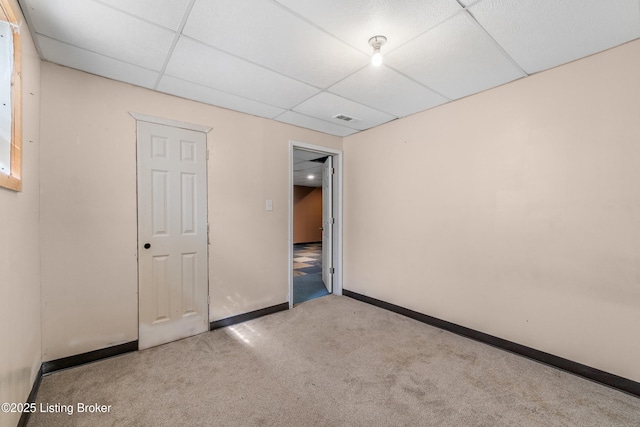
[322,156,333,293]
[137,121,209,350]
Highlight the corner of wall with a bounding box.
[0,1,42,426]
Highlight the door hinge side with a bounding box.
[330,267,335,274]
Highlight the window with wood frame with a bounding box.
[0,0,22,191]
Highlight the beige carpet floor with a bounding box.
[28,295,640,426]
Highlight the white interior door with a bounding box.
[137,121,209,350]
[322,156,333,293]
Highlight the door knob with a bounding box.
[144,243,151,249]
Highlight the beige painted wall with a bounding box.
[39,62,341,361]
[0,1,41,426]
[293,186,322,244]
[344,40,640,382]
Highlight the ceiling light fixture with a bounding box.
[307,175,315,180]
[368,35,387,67]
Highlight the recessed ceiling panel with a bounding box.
[19,0,640,137]
[468,0,640,74]
[22,0,175,71]
[37,35,159,88]
[294,150,328,162]
[274,0,463,53]
[294,161,323,172]
[385,12,525,100]
[94,0,192,31]
[457,0,482,6]
[164,37,320,109]
[294,165,323,187]
[157,76,286,119]
[330,66,450,117]
[276,111,358,137]
[293,92,396,130]
[182,0,368,88]
[293,150,329,186]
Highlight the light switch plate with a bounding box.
[266,199,273,211]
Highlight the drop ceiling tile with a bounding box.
[295,161,323,172]
[274,0,463,53]
[330,66,450,117]
[37,35,159,88]
[293,92,396,130]
[22,0,175,71]
[468,0,640,74]
[294,168,323,187]
[164,37,320,109]
[294,165,323,186]
[182,0,368,88]
[294,151,328,161]
[294,170,320,180]
[294,173,319,185]
[294,177,322,187]
[294,163,323,173]
[457,0,483,6]
[295,177,320,186]
[385,12,525,100]
[157,76,286,119]
[276,111,358,137]
[94,0,191,31]
[293,168,322,176]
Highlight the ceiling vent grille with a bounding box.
[332,114,359,122]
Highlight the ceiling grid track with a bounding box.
[32,32,160,74]
[274,109,356,136]
[380,8,467,58]
[273,108,356,134]
[177,34,326,92]
[462,9,529,78]
[15,0,43,58]
[385,65,452,104]
[268,0,371,57]
[162,73,288,118]
[91,0,176,32]
[152,0,197,90]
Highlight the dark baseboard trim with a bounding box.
[210,302,289,330]
[17,365,43,427]
[42,341,138,375]
[342,289,640,398]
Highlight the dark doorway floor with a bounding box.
[293,243,329,304]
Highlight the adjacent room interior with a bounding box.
[2,0,640,425]
[292,149,327,304]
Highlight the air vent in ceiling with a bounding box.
[332,114,360,122]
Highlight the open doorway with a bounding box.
[292,150,328,304]
[289,142,342,308]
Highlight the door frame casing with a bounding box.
[321,155,333,293]
[289,141,343,308]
